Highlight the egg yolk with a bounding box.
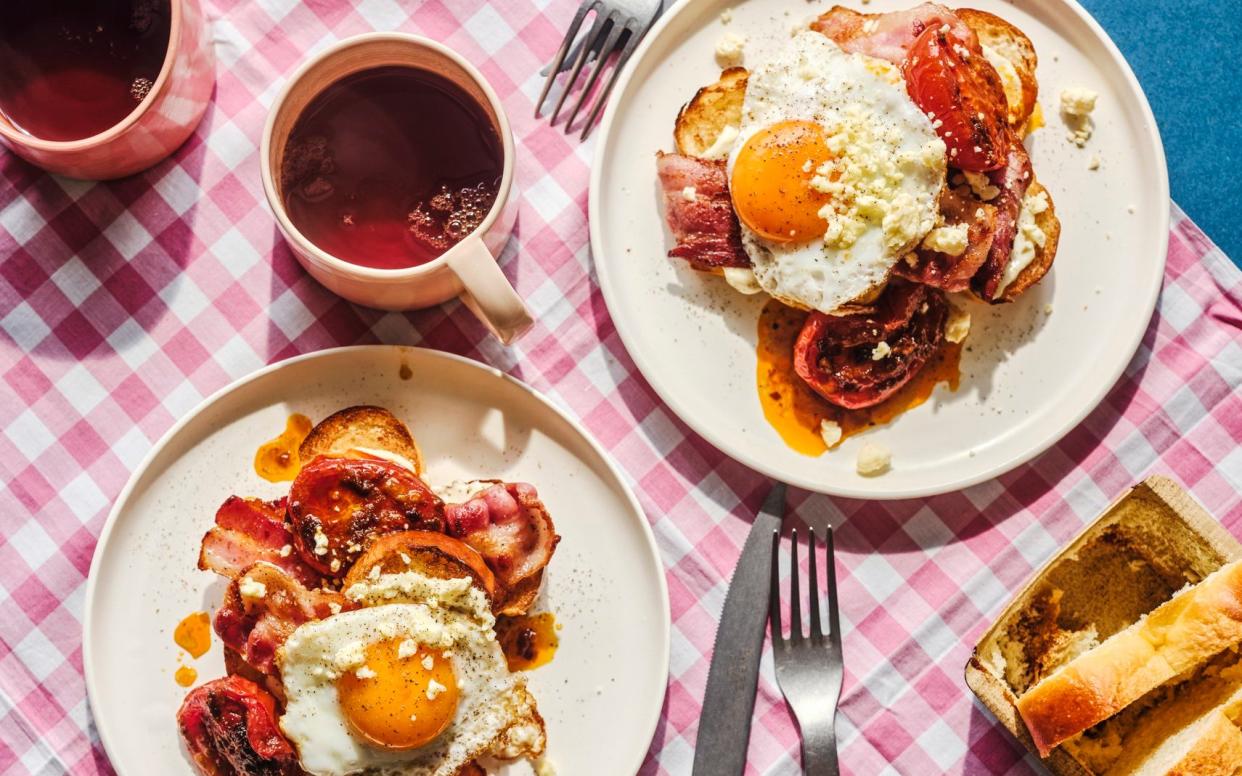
[730,120,834,244]
[337,640,459,750]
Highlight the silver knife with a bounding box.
[692,482,787,775]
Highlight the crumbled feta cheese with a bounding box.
[681,185,697,202]
[334,641,366,672]
[312,525,329,556]
[856,442,892,476]
[238,577,267,601]
[921,223,969,256]
[944,305,971,344]
[1087,154,1101,171]
[328,602,342,615]
[426,679,447,701]
[279,544,292,558]
[820,419,842,448]
[700,125,739,160]
[355,665,377,680]
[330,558,341,572]
[398,552,411,565]
[715,31,746,67]
[1060,86,1098,146]
[368,564,381,581]
[397,639,418,659]
[871,341,892,360]
[422,655,435,671]
[1060,86,1098,117]
[962,171,999,201]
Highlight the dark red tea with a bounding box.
[280,66,503,270]
[0,0,170,141]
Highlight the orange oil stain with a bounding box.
[174,611,212,659]
[756,298,961,456]
[496,612,560,671]
[175,665,198,687]
[254,413,312,482]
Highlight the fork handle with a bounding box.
[800,717,839,776]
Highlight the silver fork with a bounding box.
[770,527,844,775]
[534,0,662,140]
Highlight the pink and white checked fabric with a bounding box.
[0,2,1239,774]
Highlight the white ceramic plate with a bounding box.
[590,0,1168,498]
[83,346,669,775]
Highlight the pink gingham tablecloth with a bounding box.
[1,1,1240,774]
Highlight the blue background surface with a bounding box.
[1078,0,1240,265]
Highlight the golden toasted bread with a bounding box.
[299,405,424,474]
[674,67,748,158]
[957,8,1039,129]
[498,572,544,617]
[994,180,1059,303]
[343,530,497,603]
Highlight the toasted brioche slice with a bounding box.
[957,8,1038,128]
[995,180,1060,302]
[498,572,544,617]
[674,67,747,158]
[1017,559,1242,757]
[299,405,424,474]
[343,530,497,603]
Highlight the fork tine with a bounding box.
[549,9,607,125]
[807,528,822,639]
[534,2,593,118]
[578,20,639,140]
[768,528,783,642]
[788,528,802,641]
[563,13,625,132]
[826,524,841,648]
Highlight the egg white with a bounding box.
[726,32,946,313]
[278,572,543,776]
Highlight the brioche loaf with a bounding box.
[1016,559,1242,757]
[1101,658,1242,775]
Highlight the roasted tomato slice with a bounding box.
[287,457,445,578]
[177,676,301,776]
[793,279,948,409]
[903,24,1010,171]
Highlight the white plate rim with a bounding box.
[589,0,1169,499]
[82,344,672,775]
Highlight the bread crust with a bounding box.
[299,405,424,474]
[957,8,1039,128]
[1017,560,1242,757]
[995,180,1060,302]
[674,67,748,158]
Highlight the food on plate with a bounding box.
[1060,85,1098,147]
[180,406,559,776]
[656,3,1061,463]
[968,477,1242,775]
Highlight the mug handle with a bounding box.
[444,237,533,345]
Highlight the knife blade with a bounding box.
[692,481,787,776]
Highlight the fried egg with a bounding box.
[727,32,947,313]
[278,571,544,776]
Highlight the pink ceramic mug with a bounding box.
[260,33,533,345]
[0,0,216,180]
